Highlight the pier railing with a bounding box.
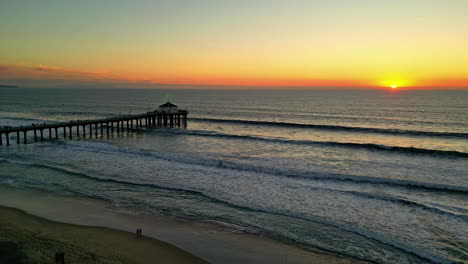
[0,110,188,145]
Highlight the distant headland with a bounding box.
[0,85,18,88]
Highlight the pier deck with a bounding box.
[0,110,188,146]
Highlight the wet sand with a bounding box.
[0,185,365,264]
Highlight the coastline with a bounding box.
[0,184,364,264]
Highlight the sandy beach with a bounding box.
[0,185,364,264]
[0,206,207,264]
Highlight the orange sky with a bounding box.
[1,1,467,89]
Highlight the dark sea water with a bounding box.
[1,88,467,263]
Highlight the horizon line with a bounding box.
[5,85,468,91]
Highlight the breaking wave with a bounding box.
[42,141,468,193]
[156,129,468,158]
[191,117,468,139]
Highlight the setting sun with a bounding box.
[379,79,411,89]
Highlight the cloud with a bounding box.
[34,65,54,71]
[34,64,89,74]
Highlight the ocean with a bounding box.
[0,88,467,263]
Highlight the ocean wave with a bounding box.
[58,111,118,117]
[0,116,51,123]
[344,190,468,220]
[45,141,468,193]
[191,117,468,139]
[4,156,465,220]
[156,129,468,158]
[0,158,455,263]
[193,111,468,127]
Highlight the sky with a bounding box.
[0,0,467,89]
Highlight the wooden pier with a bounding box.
[0,109,188,146]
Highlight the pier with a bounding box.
[0,102,188,146]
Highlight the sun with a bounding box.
[379,79,409,89]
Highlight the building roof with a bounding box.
[159,102,178,108]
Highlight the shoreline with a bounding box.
[0,184,364,264]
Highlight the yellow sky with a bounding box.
[1,1,467,89]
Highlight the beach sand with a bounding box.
[0,185,365,264]
[0,206,207,264]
